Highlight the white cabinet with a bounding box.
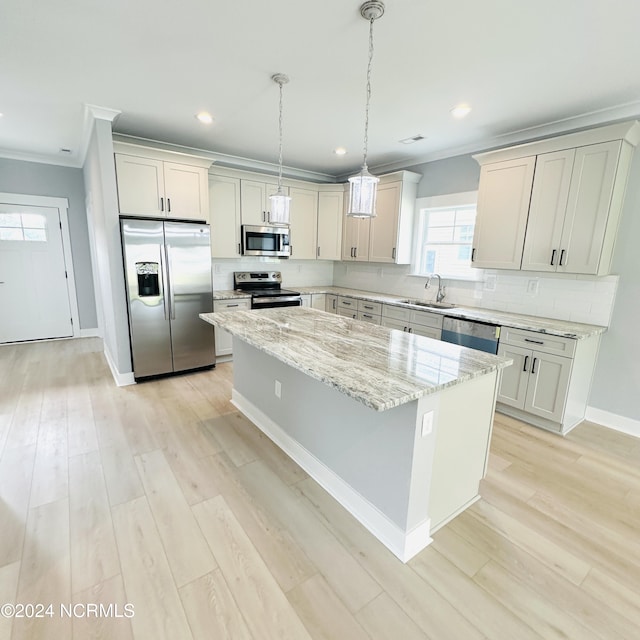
[472,121,639,275]
[317,190,343,260]
[336,296,358,318]
[496,326,600,434]
[240,180,288,226]
[311,294,326,310]
[209,174,241,258]
[342,171,420,264]
[471,156,536,269]
[381,304,443,338]
[325,294,338,313]
[213,299,251,358]
[114,147,210,220]
[289,187,318,260]
[300,294,312,307]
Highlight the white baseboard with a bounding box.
[232,389,432,563]
[585,406,640,439]
[79,327,101,338]
[103,346,135,387]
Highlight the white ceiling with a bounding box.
[2,0,640,178]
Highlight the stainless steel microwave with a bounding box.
[241,225,290,257]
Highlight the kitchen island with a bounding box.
[200,307,512,561]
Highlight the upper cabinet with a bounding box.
[316,189,343,261]
[209,174,241,258]
[472,121,640,275]
[113,142,211,221]
[342,171,420,264]
[289,186,318,260]
[240,179,289,226]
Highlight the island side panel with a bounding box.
[427,370,499,532]
[230,339,435,536]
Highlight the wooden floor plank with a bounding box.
[0,561,20,640]
[192,495,313,640]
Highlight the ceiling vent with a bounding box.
[399,134,425,144]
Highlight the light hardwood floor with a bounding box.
[1,337,639,639]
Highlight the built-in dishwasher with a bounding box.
[441,317,501,354]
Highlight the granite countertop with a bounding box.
[200,307,512,412]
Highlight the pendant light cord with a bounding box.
[362,14,375,169]
[277,79,284,190]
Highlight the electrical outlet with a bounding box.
[421,411,434,437]
[274,380,282,399]
[484,275,497,291]
[378,267,383,278]
[527,279,539,295]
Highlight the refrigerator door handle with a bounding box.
[165,244,176,320]
[159,242,170,321]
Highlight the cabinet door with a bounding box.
[369,182,401,263]
[559,141,621,275]
[410,325,441,340]
[472,156,536,269]
[289,187,318,260]
[325,294,337,313]
[209,175,241,258]
[524,351,572,422]
[496,344,530,409]
[163,162,208,220]
[311,294,326,310]
[521,149,575,272]
[381,317,409,332]
[300,294,312,307]
[115,154,165,216]
[240,180,268,225]
[213,299,250,357]
[317,191,343,260]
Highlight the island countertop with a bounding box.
[200,307,512,411]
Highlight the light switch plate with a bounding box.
[421,411,434,437]
[274,380,282,399]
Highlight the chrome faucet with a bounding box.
[425,274,446,302]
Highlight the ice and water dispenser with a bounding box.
[135,262,160,297]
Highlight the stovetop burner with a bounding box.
[233,271,302,309]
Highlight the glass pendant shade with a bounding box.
[348,165,379,218]
[269,187,291,225]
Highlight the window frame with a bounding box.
[411,190,480,281]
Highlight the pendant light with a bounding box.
[269,73,291,225]
[348,1,385,218]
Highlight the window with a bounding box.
[0,212,47,242]
[412,191,478,280]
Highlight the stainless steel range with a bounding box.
[234,271,302,309]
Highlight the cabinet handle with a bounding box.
[317,246,320,257]
[531,357,538,374]
[524,338,544,345]
[226,304,239,308]
[238,243,241,254]
[354,247,357,258]
[523,355,529,372]
[160,197,164,212]
[289,245,293,256]
[332,298,336,310]
[408,327,413,333]
[559,249,566,266]
[471,247,476,262]
[403,326,408,332]
[551,249,556,266]
[363,314,373,319]
[392,247,396,260]
[167,198,171,213]
[363,305,373,310]
[342,301,352,306]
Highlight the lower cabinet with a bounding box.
[310,293,326,310]
[496,326,599,434]
[325,294,338,313]
[381,304,443,339]
[213,299,251,358]
[301,294,312,307]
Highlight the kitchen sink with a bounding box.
[400,299,456,310]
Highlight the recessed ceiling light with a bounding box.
[399,134,425,145]
[451,104,472,119]
[333,147,347,156]
[196,112,213,124]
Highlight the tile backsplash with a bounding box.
[212,258,334,290]
[333,262,618,327]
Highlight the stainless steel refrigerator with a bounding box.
[120,218,215,379]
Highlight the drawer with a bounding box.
[500,327,576,358]
[382,304,411,322]
[357,311,381,325]
[337,296,357,311]
[214,299,251,311]
[411,325,441,340]
[357,299,382,315]
[337,307,357,319]
[410,309,444,330]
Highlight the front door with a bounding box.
[0,204,73,342]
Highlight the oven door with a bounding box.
[242,225,290,257]
[251,295,302,309]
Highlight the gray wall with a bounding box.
[588,150,640,420]
[405,154,480,198]
[0,157,97,329]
